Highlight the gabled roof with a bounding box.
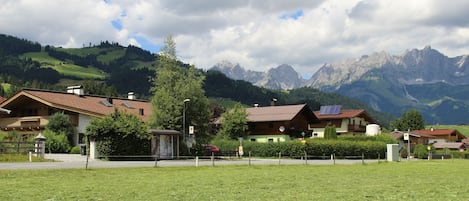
[0,88,152,121]
[313,109,375,123]
[0,96,5,104]
[246,104,316,122]
[390,131,435,140]
[432,142,465,149]
[413,129,465,137]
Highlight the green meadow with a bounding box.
[21,52,105,79]
[1,160,468,200]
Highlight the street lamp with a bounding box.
[183,99,190,143]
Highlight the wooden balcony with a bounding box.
[0,116,49,130]
[348,124,366,132]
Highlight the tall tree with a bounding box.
[216,103,248,140]
[149,36,211,143]
[160,35,177,59]
[390,109,425,131]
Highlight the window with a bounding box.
[250,138,256,142]
[268,138,274,143]
[313,133,318,137]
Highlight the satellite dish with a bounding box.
[279,126,285,132]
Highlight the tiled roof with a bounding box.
[313,109,375,123]
[0,89,152,122]
[390,131,435,139]
[413,129,458,136]
[0,96,5,103]
[246,104,311,122]
[432,142,465,149]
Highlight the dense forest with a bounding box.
[0,34,393,127]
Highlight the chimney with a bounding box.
[270,98,277,106]
[430,127,434,131]
[67,85,84,96]
[139,108,144,116]
[128,92,136,100]
[107,97,113,104]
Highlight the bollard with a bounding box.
[29,151,32,162]
[362,153,365,165]
[196,156,199,167]
[248,151,251,166]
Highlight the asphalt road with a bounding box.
[0,154,379,170]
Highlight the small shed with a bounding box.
[149,129,181,159]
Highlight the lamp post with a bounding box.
[183,99,190,143]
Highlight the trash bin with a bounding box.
[79,144,86,155]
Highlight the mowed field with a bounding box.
[1,160,468,200]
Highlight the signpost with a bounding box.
[405,129,411,160]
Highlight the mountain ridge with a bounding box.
[210,46,469,124]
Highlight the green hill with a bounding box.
[0,33,393,127]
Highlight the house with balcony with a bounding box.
[413,128,466,142]
[0,86,151,145]
[309,105,376,137]
[244,104,319,142]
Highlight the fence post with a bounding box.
[29,151,32,162]
[304,150,308,165]
[154,155,158,168]
[248,151,251,166]
[333,153,336,165]
[211,152,215,167]
[362,153,365,165]
[195,156,199,167]
[278,152,281,165]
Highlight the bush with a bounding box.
[44,130,71,153]
[70,146,81,154]
[413,144,428,159]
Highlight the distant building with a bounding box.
[244,104,319,142]
[309,105,377,137]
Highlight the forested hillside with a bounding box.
[0,34,393,127]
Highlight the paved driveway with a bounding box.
[0,154,379,170]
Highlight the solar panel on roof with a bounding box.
[319,105,342,115]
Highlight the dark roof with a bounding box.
[0,88,152,121]
[313,109,375,123]
[245,104,317,122]
[390,131,435,140]
[413,129,466,139]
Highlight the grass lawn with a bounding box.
[1,160,468,200]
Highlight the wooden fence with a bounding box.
[0,141,39,154]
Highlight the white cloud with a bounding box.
[1,0,469,76]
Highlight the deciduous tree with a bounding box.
[216,103,248,140]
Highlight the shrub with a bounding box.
[43,130,71,153]
[413,144,428,159]
[70,146,81,154]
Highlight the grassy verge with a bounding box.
[0,154,53,162]
[0,160,468,200]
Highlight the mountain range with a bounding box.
[210,46,469,125]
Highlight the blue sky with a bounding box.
[1,0,469,77]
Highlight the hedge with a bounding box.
[210,138,388,159]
